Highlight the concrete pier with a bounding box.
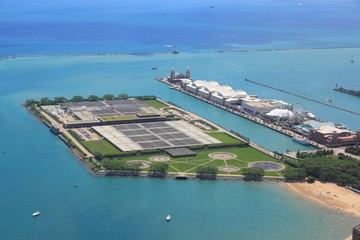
[156,77,323,150]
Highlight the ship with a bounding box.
[292,137,310,145]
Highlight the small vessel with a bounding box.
[172,49,179,54]
[292,137,310,146]
[32,211,41,217]
[327,98,332,103]
[165,214,171,221]
[152,67,158,70]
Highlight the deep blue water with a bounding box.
[1,0,360,55]
[1,1,360,239]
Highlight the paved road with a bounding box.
[39,108,94,158]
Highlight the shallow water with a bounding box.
[1,0,360,239]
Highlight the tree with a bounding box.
[54,96,67,103]
[94,152,104,160]
[102,94,115,100]
[87,95,100,101]
[243,167,264,181]
[40,97,52,105]
[196,166,217,180]
[118,93,129,99]
[24,99,38,106]
[306,176,315,183]
[71,95,84,102]
[149,162,169,177]
[284,168,307,182]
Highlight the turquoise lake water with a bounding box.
[1,0,360,239]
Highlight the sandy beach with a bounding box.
[285,181,360,218]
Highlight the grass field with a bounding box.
[142,99,168,109]
[83,140,121,155]
[103,147,286,177]
[100,115,138,121]
[206,132,244,144]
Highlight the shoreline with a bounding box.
[1,46,360,61]
[285,181,360,218]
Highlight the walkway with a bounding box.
[38,108,94,158]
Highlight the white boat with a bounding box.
[292,137,310,146]
[165,214,171,221]
[32,211,41,217]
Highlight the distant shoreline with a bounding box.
[1,45,360,61]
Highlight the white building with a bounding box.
[181,79,288,114]
[242,100,286,114]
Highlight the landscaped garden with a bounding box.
[100,147,286,177]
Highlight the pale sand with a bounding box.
[285,181,360,218]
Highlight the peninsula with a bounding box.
[25,94,286,181]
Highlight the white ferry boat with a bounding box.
[292,137,310,146]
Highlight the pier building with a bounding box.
[168,68,288,114]
[309,126,360,147]
[160,68,360,148]
[241,99,286,115]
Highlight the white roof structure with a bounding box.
[303,120,335,129]
[188,80,248,99]
[317,125,351,134]
[266,109,295,119]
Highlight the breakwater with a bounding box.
[334,87,360,97]
[245,79,360,116]
[217,46,360,53]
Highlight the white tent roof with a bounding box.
[266,109,294,119]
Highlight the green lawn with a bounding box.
[206,132,244,144]
[142,99,168,109]
[100,115,138,121]
[226,160,249,168]
[100,147,285,177]
[83,140,121,155]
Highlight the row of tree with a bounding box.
[284,154,360,188]
[296,149,334,159]
[24,93,130,106]
[345,146,360,156]
[101,159,266,181]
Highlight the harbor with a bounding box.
[156,68,360,150]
